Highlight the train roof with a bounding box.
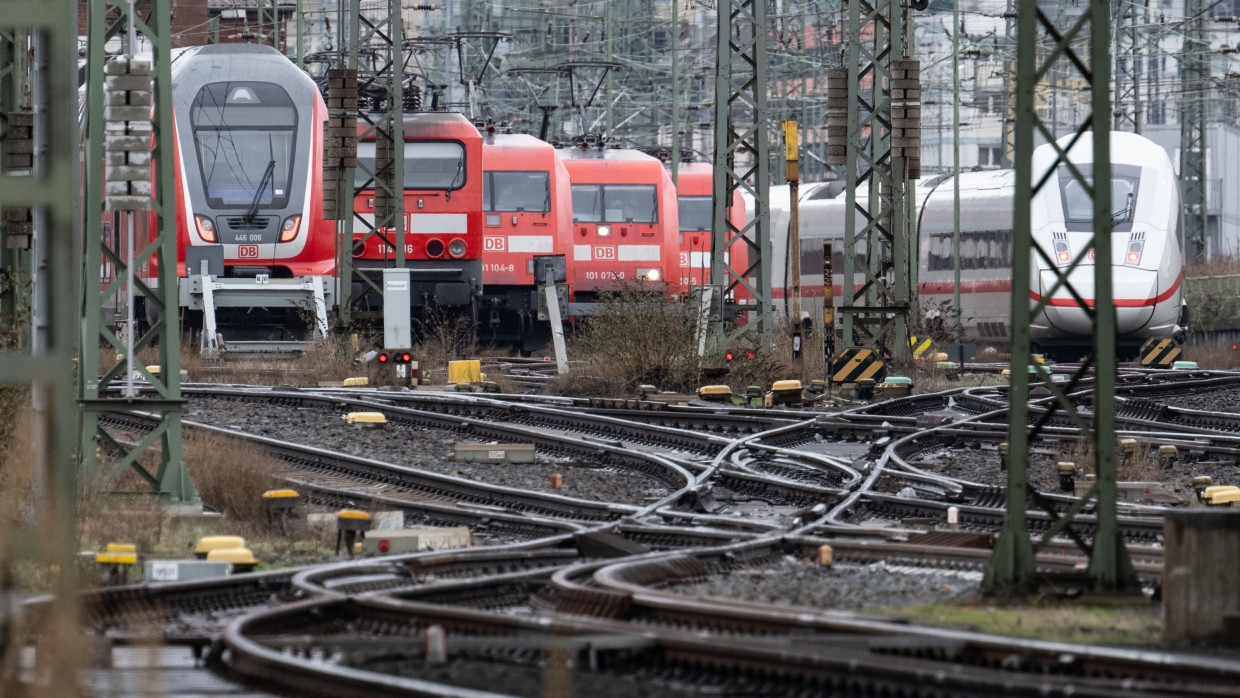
[356,112,482,142]
[556,146,660,163]
[556,146,667,180]
[673,162,715,194]
[482,133,559,167]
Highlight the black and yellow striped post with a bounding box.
[909,335,936,361]
[1138,337,1182,368]
[830,348,886,384]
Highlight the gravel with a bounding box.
[186,397,672,506]
[903,441,1240,502]
[678,556,979,610]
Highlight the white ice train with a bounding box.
[767,131,1186,359]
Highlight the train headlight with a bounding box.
[1054,239,1070,265]
[597,224,611,237]
[426,239,445,258]
[194,215,217,243]
[448,239,467,258]
[1125,239,1144,266]
[279,215,301,242]
[638,267,661,282]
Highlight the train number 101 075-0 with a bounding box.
[584,271,625,280]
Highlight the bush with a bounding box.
[559,284,704,393]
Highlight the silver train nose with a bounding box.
[1034,267,1158,336]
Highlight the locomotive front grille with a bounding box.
[224,216,273,230]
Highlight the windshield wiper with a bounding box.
[543,175,551,213]
[1111,192,1134,224]
[245,135,276,224]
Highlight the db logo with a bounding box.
[484,236,505,251]
[594,246,616,260]
[679,252,689,267]
[238,245,260,259]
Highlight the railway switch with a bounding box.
[206,547,258,574]
[698,385,733,403]
[878,376,913,398]
[345,412,389,429]
[262,489,300,525]
[94,543,138,585]
[1057,462,1077,493]
[768,380,804,406]
[336,510,373,557]
[194,536,246,559]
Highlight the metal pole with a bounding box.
[670,0,679,184]
[784,120,801,331]
[952,0,962,340]
[296,0,304,68]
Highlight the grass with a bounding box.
[879,601,1162,646]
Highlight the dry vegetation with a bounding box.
[548,285,829,396]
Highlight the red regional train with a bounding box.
[478,131,574,351]
[350,112,483,320]
[556,145,682,304]
[153,44,337,347]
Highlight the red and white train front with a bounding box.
[479,132,574,349]
[1029,132,1185,351]
[351,113,483,314]
[556,146,681,303]
[168,44,335,279]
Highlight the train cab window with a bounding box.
[191,82,296,208]
[1058,163,1140,232]
[354,141,466,190]
[571,185,603,222]
[603,185,658,223]
[485,171,550,212]
[678,195,712,232]
[571,184,659,223]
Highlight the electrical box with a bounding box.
[383,267,411,349]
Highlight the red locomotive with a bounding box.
[556,145,682,304]
[350,112,483,320]
[478,131,574,350]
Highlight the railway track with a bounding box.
[33,374,1240,696]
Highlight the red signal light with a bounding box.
[377,353,389,363]
[400,352,412,363]
[725,352,735,362]
[746,351,756,360]
[1233,344,1238,351]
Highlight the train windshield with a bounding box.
[1058,164,1141,232]
[678,195,711,232]
[484,171,550,212]
[571,184,658,223]
[355,141,466,190]
[191,82,296,208]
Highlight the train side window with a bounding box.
[961,236,977,269]
[832,249,845,272]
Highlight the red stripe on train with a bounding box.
[1028,270,1183,308]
